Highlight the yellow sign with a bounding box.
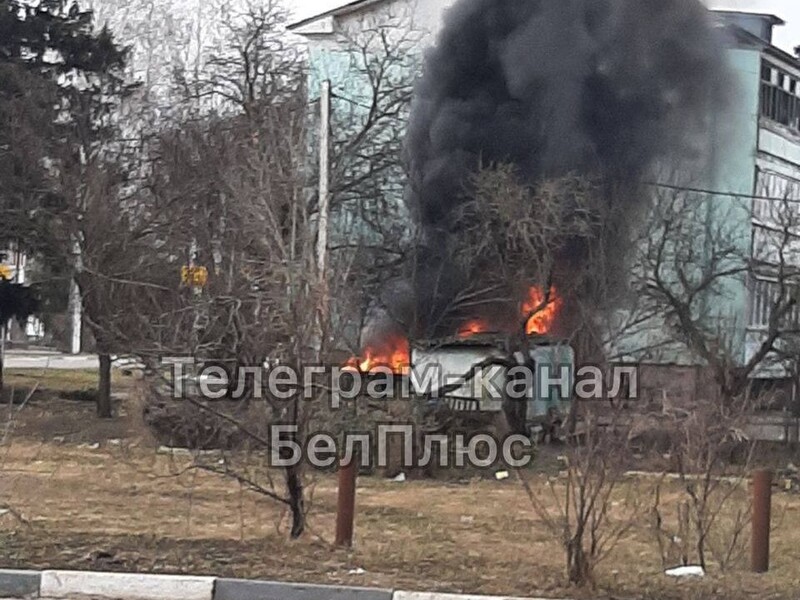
[181,266,208,288]
[0,265,11,280]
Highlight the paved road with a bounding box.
[3,351,98,370]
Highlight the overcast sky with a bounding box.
[290,0,799,53]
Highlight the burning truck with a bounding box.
[411,333,575,438]
[347,287,574,438]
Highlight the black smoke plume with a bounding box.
[387,0,730,339]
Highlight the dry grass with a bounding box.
[0,376,799,599]
[4,368,129,393]
[3,440,800,599]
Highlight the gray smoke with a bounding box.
[396,0,730,338]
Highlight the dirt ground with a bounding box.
[1,370,800,599]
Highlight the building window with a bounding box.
[760,60,800,133]
[752,170,800,266]
[749,277,800,330]
[754,170,800,223]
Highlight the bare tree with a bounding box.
[93,1,422,539]
[194,0,302,115]
[649,393,755,572]
[629,183,800,401]
[448,168,797,584]
[621,180,800,571]
[518,409,648,587]
[328,8,420,209]
[131,21,315,532]
[415,166,656,432]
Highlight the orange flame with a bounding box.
[345,335,410,375]
[523,287,561,335]
[458,320,491,339]
[346,287,561,374]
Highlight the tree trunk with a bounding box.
[97,353,112,418]
[286,463,305,539]
[502,351,530,436]
[503,396,528,436]
[567,538,591,586]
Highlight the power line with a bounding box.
[645,180,800,205]
[331,89,373,111]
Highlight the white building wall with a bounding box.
[300,0,458,47]
[351,0,457,40]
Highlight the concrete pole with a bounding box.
[334,456,357,547]
[68,238,82,355]
[11,245,26,343]
[317,80,357,546]
[317,80,331,278]
[751,469,773,573]
[316,80,332,349]
[68,278,82,355]
[13,243,24,284]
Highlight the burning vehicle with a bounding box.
[411,334,574,438]
[346,286,573,437]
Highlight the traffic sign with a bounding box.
[181,266,208,288]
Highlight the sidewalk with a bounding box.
[3,352,98,370]
[4,348,62,356]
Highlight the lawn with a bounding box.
[3,368,130,394]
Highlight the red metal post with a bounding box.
[335,456,357,547]
[751,469,773,573]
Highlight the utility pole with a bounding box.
[68,238,82,355]
[316,80,358,547]
[316,79,332,331]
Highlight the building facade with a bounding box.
[292,3,800,396]
[731,13,800,373]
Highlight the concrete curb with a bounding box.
[392,593,559,600]
[215,578,393,600]
[40,570,215,600]
[0,569,569,600]
[0,570,39,597]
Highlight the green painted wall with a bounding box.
[706,47,761,364]
[307,42,416,248]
